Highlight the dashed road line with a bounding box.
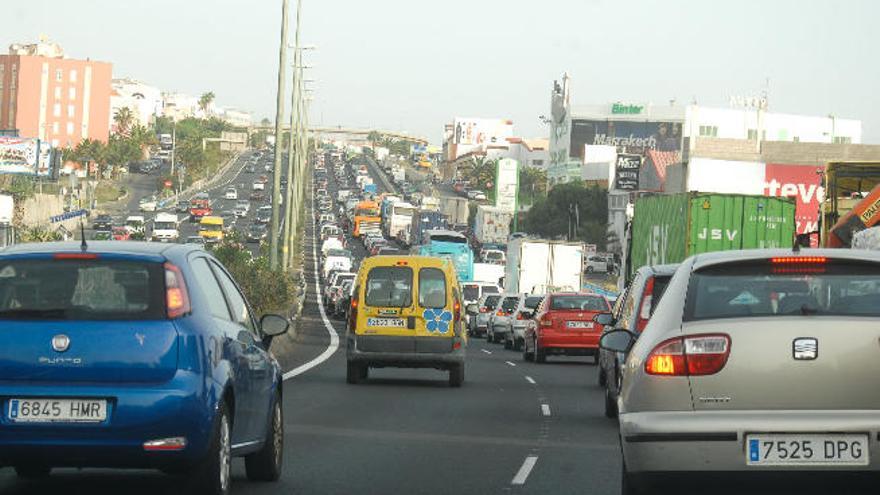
[541,404,551,417]
[283,191,340,380]
[511,455,539,485]
[505,360,516,367]
[481,349,492,355]
[525,376,536,384]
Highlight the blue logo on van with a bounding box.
[423,308,452,334]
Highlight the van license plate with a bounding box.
[566,321,593,329]
[367,318,406,328]
[8,398,107,423]
[746,434,869,466]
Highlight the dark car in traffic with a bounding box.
[92,214,113,231]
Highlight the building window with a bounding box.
[53,103,61,117]
[54,86,62,99]
[747,129,758,140]
[10,65,17,89]
[69,69,77,82]
[67,104,75,118]
[532,159,544,167]
[69,87,76,100]
[699,125,718,137]
[52,122,59,134]
[55,69,63,82]
[66,122,74,135]
[833,136,852,144]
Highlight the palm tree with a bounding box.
[113,107,135,136]
[129,124,157,160]
[367,130,381,150]
[198,92,215,115]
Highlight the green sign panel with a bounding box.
[611,103,643,115]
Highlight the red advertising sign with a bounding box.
[763,164,825,236]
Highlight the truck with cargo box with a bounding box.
[474,205,513,246]
[439,196,469,228]
[628,192,796,277]
[504,238,585,294]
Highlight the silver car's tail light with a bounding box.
[645,334,731,376]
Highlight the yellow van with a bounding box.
[198,216,224,244]
[346,255,466,386]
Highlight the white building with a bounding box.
[216,107,252,128]
[547,74,862,185]
[505,138,549,170]
[109,78,163,130]
[161,92,200,121]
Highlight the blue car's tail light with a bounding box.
[164,262,191,319]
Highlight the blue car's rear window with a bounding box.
[0,259,165,320]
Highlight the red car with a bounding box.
[523,292,611,364]
[111,226,131,241]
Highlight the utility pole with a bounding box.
[290,91,311,266]
[269,0,291,270]
[282,0,303,270]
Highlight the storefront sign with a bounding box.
[614,154,642,191]
[611,103,644,115]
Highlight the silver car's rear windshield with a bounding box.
[0,259,165,320]
[685,260,880,320]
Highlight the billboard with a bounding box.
[495,158,519,212]
[614,154,642,191]
[764,163,824,237]
[453,118,514,146]
[0,137,53,176]
[569,119,682,159]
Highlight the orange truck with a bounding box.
[821,162,880,247]
[353,200,382,238]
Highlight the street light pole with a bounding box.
[281,0,304,270]
[269,0,291,270]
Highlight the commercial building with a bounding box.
[109,78,162,130]
[547,73,862,187]
[161,92,200,121]
[0,37,112,147]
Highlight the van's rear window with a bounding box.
[463,285,480,301]
[685,260,880,320]
[365,266,413,308]
[0,259,165,320]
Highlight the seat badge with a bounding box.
[793,338,818,360]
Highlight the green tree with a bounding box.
[461,155,496,191]
[113,107,135,136]
[72,138,107,178]
[521,181,608,248]
[153,115,174,135]
[198,92,215,115]
[518,167,548,204]
[367,130,381,150]
[260,117,271,126]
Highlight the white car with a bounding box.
[138,197,158,212]
[584,255,609,273]
[467,190,487,201]
[253,181,266,191]
[322,249,353,279]
[225,187,238,200]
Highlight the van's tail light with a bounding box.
[496,310,505,316]
[516,312,525,320]
[635,276,655,332]
[164,262,191,319]
[454,300,461,322]
[645,334,731,376]
[539,317,553,327]
[479,307,489,313]
[348,296,359,332]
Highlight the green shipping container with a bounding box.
[629,193,796,276]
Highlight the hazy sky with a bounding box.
[5,0,878,144]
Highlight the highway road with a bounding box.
[2,153,876,495]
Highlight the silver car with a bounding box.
[468,293,502,338]
[503,294,544,351]
[487,294,520,344]
[600,249,880,493]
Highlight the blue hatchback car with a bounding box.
[0,241,289,495]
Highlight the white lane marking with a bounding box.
[511,455,538,485]
[283,192,340,380]
[481,349,492,355]
[541,404,551,417]
[505,360,516,367]
[525,376,536,385]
